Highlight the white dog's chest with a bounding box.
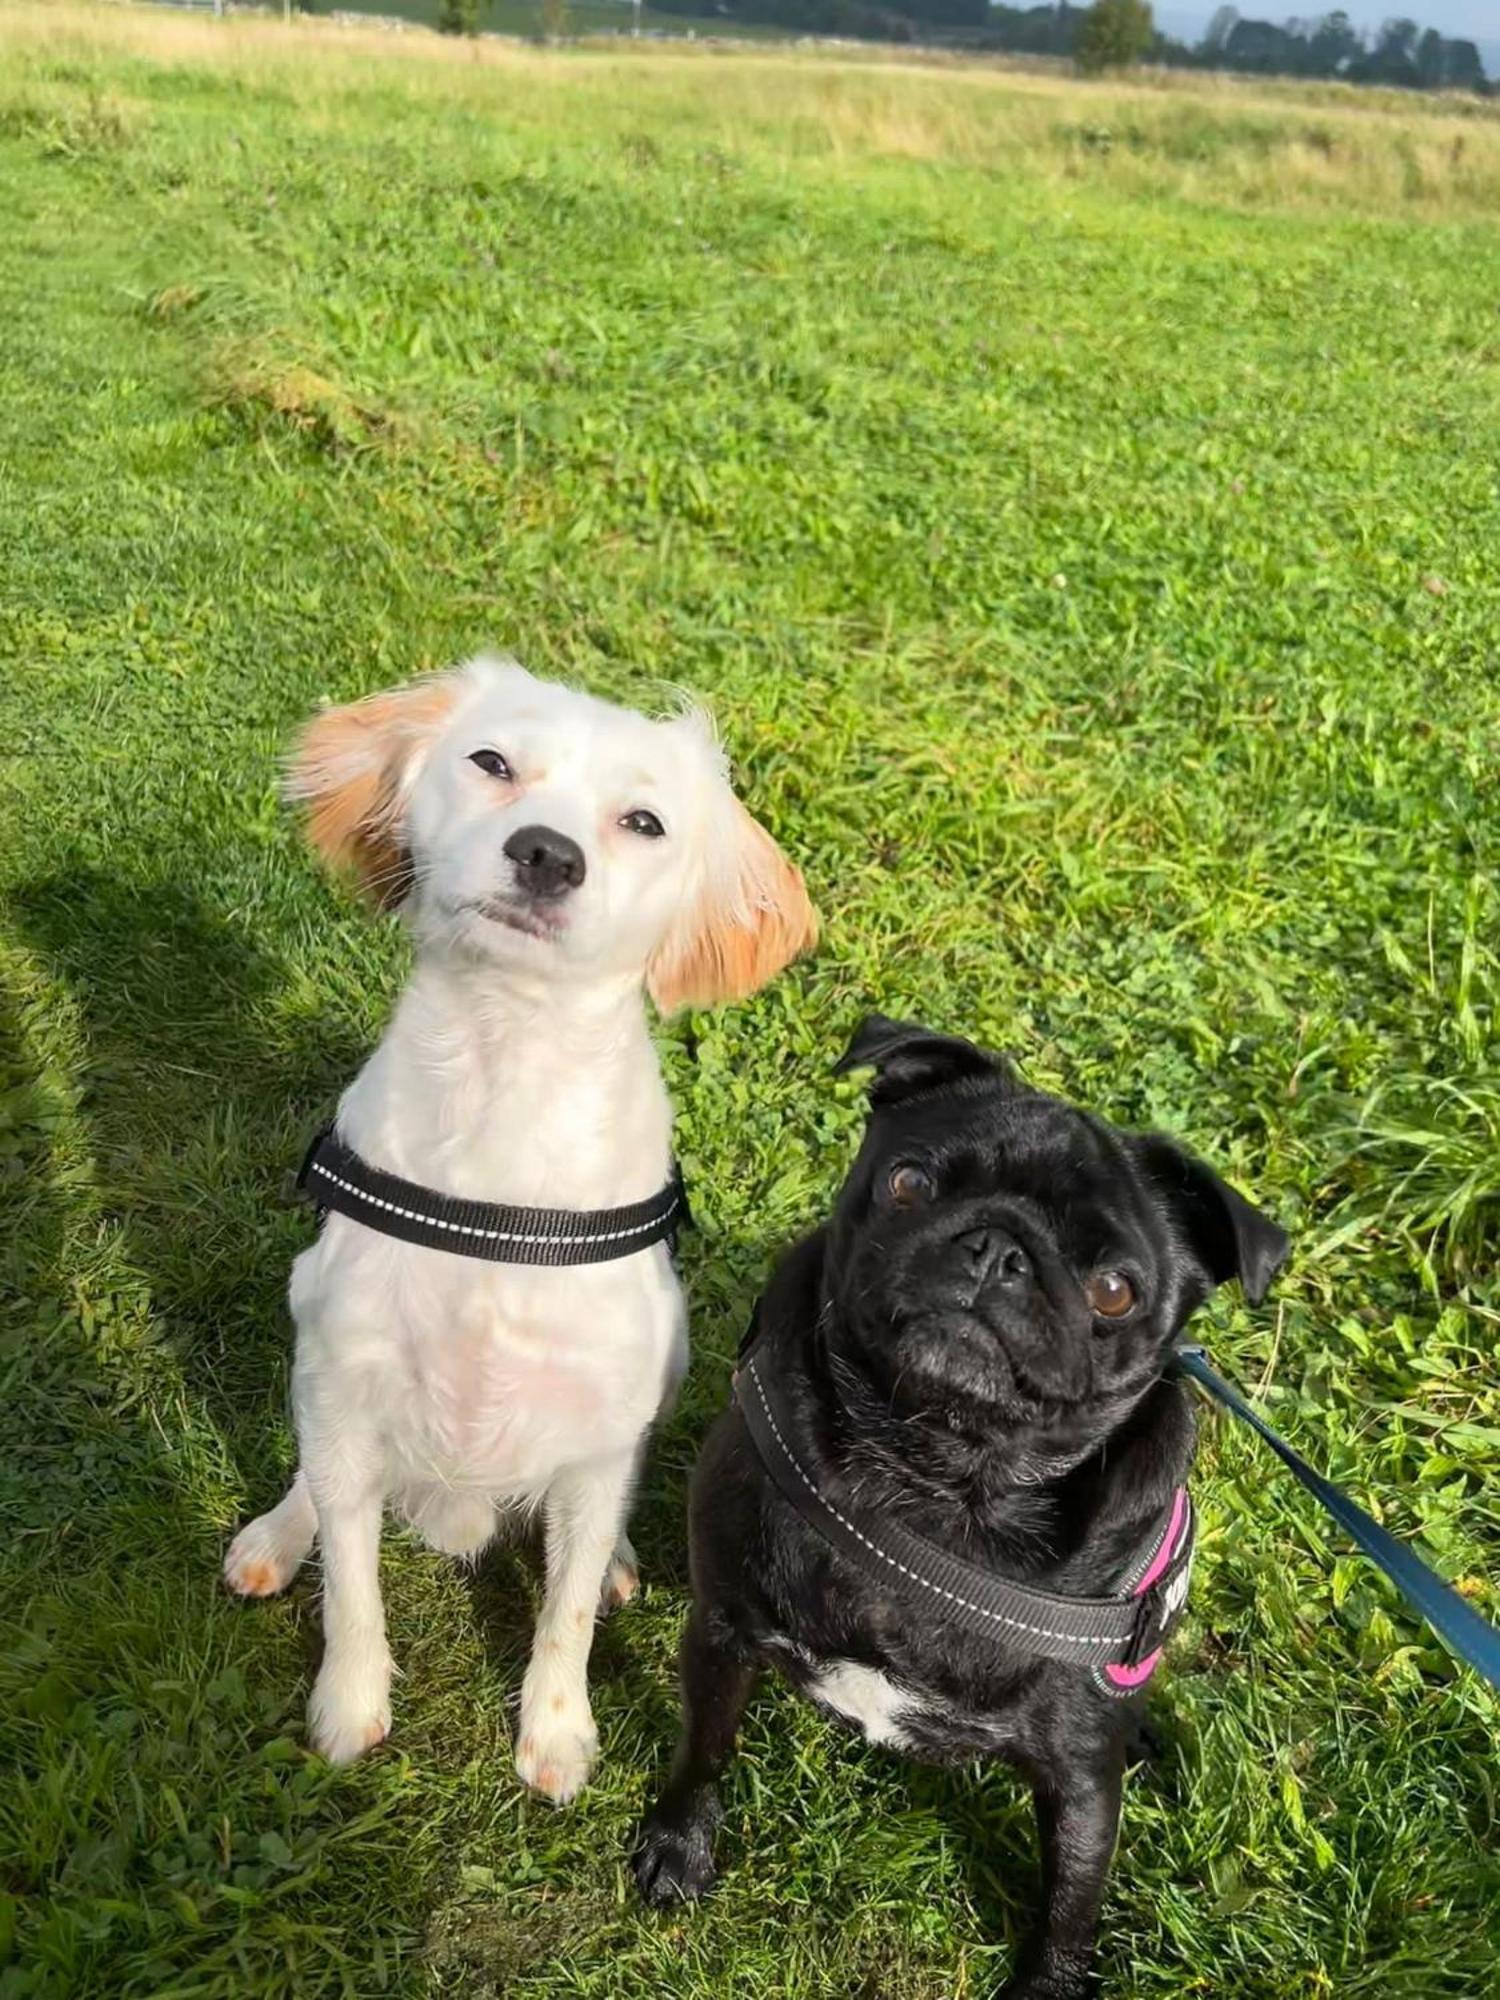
[294,1231,684,1494]
[405,1322,604,1469]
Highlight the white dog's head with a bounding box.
[286,655,817,1011]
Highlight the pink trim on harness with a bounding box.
[1103,1486,1190,1690]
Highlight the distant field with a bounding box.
[2,7,1498,1998]
[321,0,799,43]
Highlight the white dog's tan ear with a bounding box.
[648,799,817,1014]
[285,675,457,909]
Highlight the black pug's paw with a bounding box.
[632,1814,718,1907]
[997,1974,1097,2000]
[997,1951,1100,2000]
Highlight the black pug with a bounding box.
[634,1017,1288,1999]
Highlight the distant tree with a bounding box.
[540,0,570,34]
[1202,3,1237,49]
[982,3,1088,55]
[1224,15,1298,69]
[1306,8,1362,71]
[1077,0,1154,70]
[437,0,479,30]
[905,0,988,23]
[1278,15,1316,70]
[1404,26,1487,89]
[1441,36,1485,88]
[1359,13,1420,80]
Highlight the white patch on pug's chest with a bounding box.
[805,1659,920,1749]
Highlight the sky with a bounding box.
[1414,2,1500,29]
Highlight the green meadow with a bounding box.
[2,7,1497,1995]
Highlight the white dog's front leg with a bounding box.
[224,1468,318,1597]
[516,1450,636,1804]
[306,1450,392,1765]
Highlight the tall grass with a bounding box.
[1335,886,1500,1292]
[6,0,1500,213]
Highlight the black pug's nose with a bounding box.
[947,1220,1089,1401]
[955,1226,1031,1292]
[504,824,586,900]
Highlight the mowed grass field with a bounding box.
[3,7,1499,1996]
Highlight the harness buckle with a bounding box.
[1122,1532,1194,1668]
[282,1128,330,1213]
[1122,1590,1165,1669]
[290,1128,327,1198]
[668,1162,692,1257]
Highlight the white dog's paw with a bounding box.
[600,1535,639,1613]
[224,1514,307,1599]
[308,1653,393,1765]
[515,1697,599,1804]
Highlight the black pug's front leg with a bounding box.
[633,1612,761,1907]
[1002,1759,1124,2000]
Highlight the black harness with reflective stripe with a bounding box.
[295,1127,686,1267]
[734,1340,1194,1674]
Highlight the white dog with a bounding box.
[224,656,816,1798]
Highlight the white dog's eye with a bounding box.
[468,749,513,781]
[620,809,665,839]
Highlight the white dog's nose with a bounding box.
[504,823,586,899]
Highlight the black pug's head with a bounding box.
[825,1016,1288,1460]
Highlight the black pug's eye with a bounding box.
[887,1163,936,1208]
[619,809,665,839]
[1084,1270,1137,1320]
[468,749,513,781]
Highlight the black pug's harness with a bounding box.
[733,1335,1195,1696]
[295,1128,687,1267]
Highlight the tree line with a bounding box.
[1164,7,1486,88]
[644,0,1490,92]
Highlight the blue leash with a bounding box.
[1176,1346,1500,1696]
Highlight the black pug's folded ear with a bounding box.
[1136,1134,1290,1305]
[834,1014,1012,1107]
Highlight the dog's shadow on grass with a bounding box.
[892,1718,1181,1988]
[12,859,370,1480]
[906,1758,1040,1973]
[5,859,372,1742]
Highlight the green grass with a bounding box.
[2,8,1498,1997]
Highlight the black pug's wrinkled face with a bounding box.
[826,1017,1289,1459]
